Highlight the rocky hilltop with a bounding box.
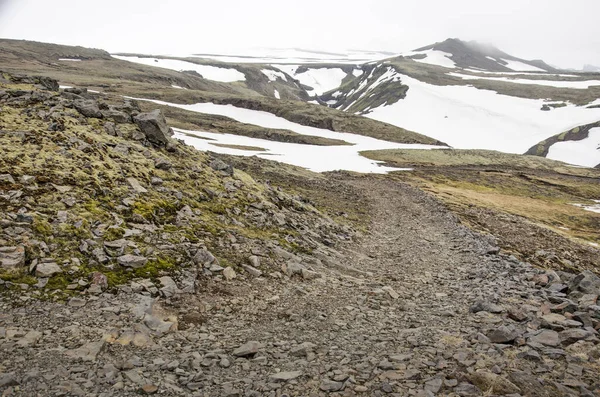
[1,73,600,396]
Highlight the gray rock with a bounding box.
[232,341,262,357]
[320,379,344,392]
[487,325,521,344]
[241,263,262,277]
[193,249,216,267]
[74,99,102,118]
[529,329,560,347]
[290,342,316,357]
[269,371,302,382]
[569,271,600,295]
[0,174,15,184]
[559,328,592,345]
[154,158,172,170]
[65,341,105,362]
[133,109,173,146]
[209,158,233,176]
[158,276,180,297]
[101,108,130,123]
[117,254,148,268]
[470,300,504,313]
[35,262,62,277]
[0,246,25,269]
[0,373,19,388]
[222,267,236,280]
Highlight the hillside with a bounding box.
[1,45,600,397]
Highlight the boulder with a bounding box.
[569,271,600,295]
[209,158,233,176]
[74,99,102,118]
[193,249,216,267]
[0,246,25,269]
[35,262,62,277]
[133,109,173,145]
[232,341,262,357]
[101,108,130,123]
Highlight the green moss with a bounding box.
[132,256,178,279]
[103,227,125,241]
[0,270,37,285]
[32,218,52,237]
[45,274,70,290]
[83,200,106,216]
[133,198,179,222]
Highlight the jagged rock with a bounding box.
[117,254,148,268]
[569,271,600,295]
[232,341,262,357]
[0,174,15,184]
[101,108,130,123]
[65,340,105,362]
[269,371,302,382]
[154,158,172,170]
[0,373,19,388]
[559,329,593,345]
[35,262,62,277]
[470,300,504,313]
[320,379,344,392]
[0,246,25,269]
[529,329,560,346]
[210,158,233,176]
[290,342,316,357]
[241,263,262,277]
[73,99,102,118]
[222,267,236,280]
[158,276,180,297]
[193,249,216,267]
[133,109,173,145]
[487,325,521,344]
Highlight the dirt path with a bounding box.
[1,177,598,396]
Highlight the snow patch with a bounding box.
[112,55,246,82]
[547,127,600,167]
[171,85,186,89]
[261,69,287,82]
[134,97,445,173]
[571,200,600,214]
[59,58,82,62]
[365,73,600,154]
[411,50,456,69]
[273,89,280,99]
[448,72,600,89]
[274,66,347,96]
[352,69,364,77]
[500,59,546,72]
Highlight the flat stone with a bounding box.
[559,328,592,345]
[35,262,62,277]
[529,329,560,347]
[382,286,400,299]
[0,373,19,388]
[126,177,148,194]
[320,379,344,392]
[0,246,25,269]
[140,384,159,394]
[269,371,302,382]
[117,254,148,268]
[241,263,262,277]
[222,267,236,280]
[470,300,504,314]
[232,341,262,357]
[65,340,105,362]
[488,325,521,344]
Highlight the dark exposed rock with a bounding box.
[133,109,173,146]
[74,99,102,118]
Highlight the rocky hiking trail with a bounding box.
[2,177,600,397]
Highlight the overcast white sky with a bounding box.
[1,0,599,69]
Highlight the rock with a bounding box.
[529,329,560,347]
[301,268,321,280]
[0,373,19,388]
[569,271,600,295]
[320,379,344,392]
[68,297,86,307]
[507,372,550,397]
[143,314,177,336]
[468,371,521,395]
[241,263,262,277]
[140,384,159,394]
[17,330,42,347]
[559,329,592,345]
[290,342,316,357]
[269,371,302,382]
[284,261,304,277]
[101,108,130,123]
[382,285,400,299]
[74,99,102,118]
[117,254,148,268]
[210,158,233,176]
[0,174,15,184]
[35,261,62,277]
[193,249,216,267]
[126,177,148,194]
[65,340,105,362]
[133,109,173,146]
[0,246,25,269]
[232,341,262,357]
[424,378,443,393]
[508,307,528,322]
[158,276,180,297]
[487,325,521,344]
[222,267,236,280]
[470,300,504,313]
[154,158,172,170]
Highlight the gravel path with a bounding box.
[1,177,599,396]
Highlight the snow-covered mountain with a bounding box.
[104,39,600,167]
